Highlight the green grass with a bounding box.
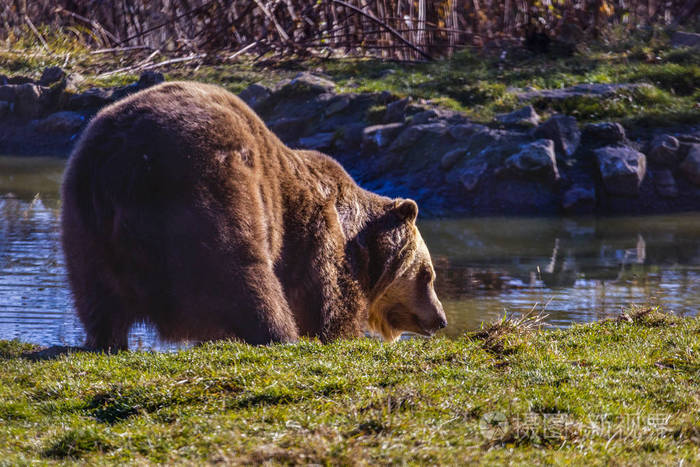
[0,307,698,464]
[2,28,699,129]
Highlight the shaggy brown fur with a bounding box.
[61,81,446,350]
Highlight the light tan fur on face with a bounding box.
[368,225,446,341]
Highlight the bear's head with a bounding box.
[361,199,447,341]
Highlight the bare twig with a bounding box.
[327,0,432,60]
[91,45,153,54]
[253,0,290,43]
[96,53,206,78]
[227,42,257,60]
[55,7,121,45]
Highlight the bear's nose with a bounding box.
[438,316,448,329]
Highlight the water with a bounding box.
[1,156,698,348]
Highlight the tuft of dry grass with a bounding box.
[469,304,549,355]
[616,305,680,327]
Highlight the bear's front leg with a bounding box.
[233,262,300,345]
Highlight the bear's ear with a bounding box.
[392,199,418,223]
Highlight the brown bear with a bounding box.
[61,81,446,350]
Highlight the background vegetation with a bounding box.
[1,0,699,60]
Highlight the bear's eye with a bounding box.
[418,267,432,284]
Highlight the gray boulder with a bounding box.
[68,87,115,109]
[137,71,164,88]
[562,186,596,214]
[65,73,86,92]
[324,94,351,116]
[239,83,271,111]
[582,122,626,146]
[384,97,409,123]
[595,146,647,196]
[39,66,66,86]
[299,132,335,151]
[268,117,313,142]
[516,83,651,101]
[362,123,405,150]
[653,169,679,198]
[647,134,680,166]
[496,105,540,127]
[679,144,700,185]
[504,139,559,180]
[449,123,486,141]
[441,147,467,170]
[32,111,85,134]
[389,122,449,152]
[534,114,580,158]
[282,72,335,95]
[334,123,366,151]
[14,83,45,118]
[460,161,489,191]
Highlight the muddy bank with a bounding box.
[1,68,699,217]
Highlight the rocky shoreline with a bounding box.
[1,68,699,217]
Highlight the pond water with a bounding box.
[1,156,699,349]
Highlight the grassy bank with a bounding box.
[2,29,699,129]
[0,308,698,464]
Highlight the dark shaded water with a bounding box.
[1,156,698,348]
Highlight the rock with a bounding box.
[39,66,66,86]
[239,83,271,111]
[594,146,647,196]
[679,144,700,185]
[335,123,366,151]
[441,147,467,170]
[14,83,45,118]
[534,114,580,158]
[562,186,596,214]
[299,132,335,151]
[449,123,485,141]
[0,100,9,118]
[389,122,448,152]
[460,161,489,191]
[32,111,86,134]
[582,122,626,146]
[516,83,651,101]
[268,117,312,142]
[504,139,559,180]
[137,71,165,88]
[411,109,440,125]
[384,97,409,123]
[496,105,540,127]
[653,169,679,198]
[65,73,86,92]
[0,85,14,102]
[68,87,115,109]
[283,72,335,95]
[362,123,405,150]
[324,95,351,116]
[410,108,462,125]
[671,31,700,48]
[647,134,680,166]
[7,75,33,85]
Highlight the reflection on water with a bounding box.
[421,216,700,336]
[0,156,699,348]
[0,156,176,350]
